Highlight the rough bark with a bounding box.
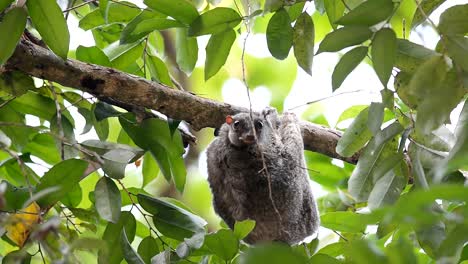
[5,39,359,164]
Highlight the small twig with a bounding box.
[288,89,368,110]
[332,230,349,242]
[0,96,15,108]
[49,84,65,160]
[116,180,172,250]
[341,0,351,11]
[62,0,97,13]
[1,147,34,199]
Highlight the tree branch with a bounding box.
[5,39,359,164]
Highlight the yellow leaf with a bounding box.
[5,202,40,247]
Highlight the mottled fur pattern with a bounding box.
[206,108,319,244]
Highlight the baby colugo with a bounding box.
[206,107,319,244]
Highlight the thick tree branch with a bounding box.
[5,39,359,164]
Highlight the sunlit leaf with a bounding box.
[27,0,70,59]
[241,243,309,263]
[0,7,27,66]
[438,4,468,35]
[444,35,468,72]
[324,0,345,29]
[0,0,14,13]
[348,122,404,202]
[367,102,384,135]
[95,176,121,223]
[266,8,293,60]
[395,39,438,73]
[411,0,446,29]
[76,46,111,67]
[144,0,199,25]
[205,229,238,261]
[147,55,174,86]
[345,239,388,263]
[205,29,236,80]
[336,0,394,26]
[233,219,256,240]
[371,28,397,87]
[336,107,372,157]
[293,12,315,75]
[35,159,89,207]
[175,28,198,74]
[142,152,159,187]
[320,211,379,233]
[317,26,372,53]
[332,46,368,91]
[189,7,241,36]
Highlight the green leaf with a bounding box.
[336,107,372,157]
[233,219,256,240]
[142,152,159,187]
[332,46,368,91]
[371,28,397,87]
[241,243,309,264]
[437,224,468,262]
[62,184,83,208]
[147,55,174,86]
[411,0,447,29]
[348,122,404,202]
[121,230,145,264]
[309,254,342,264]
[444,35,468,72]
[205,29,236,81]
[35,159,89,207]
[324,0,345,29]
[76,46,111,67]
[345,239,388,263]
[27,0,70,59]
[104,41,144,71]
[120,116,186,191]
[438,4,468,35]
[367,102,384,135]
[386,236,418,264]
[176,232,205,258]
[293,12,315,75]
[99,211,136,264]
[416,221,446,259]
[1,181,30,211]
[395,39,438,73]
[317,26,373,53]
[189,7,241,36]
[95,176,121,223]
[321,211,379,233]
[266,8,293,60]
[138,236,160,264]
[126,18,185,43]
[175,28,198,74]
[120,9,166,44]
[0,0,13,13]
[204,229,238,261]
[437,99,468,174]
[336,0,394,26]
[137,194,207,241]
[317,242,346,257]
[143,0,199,25]
[288,2,306,22]
[367,157,407,209]
[0,71,33,98]
[94,101,122,121]
[79,2,141,30]
[0,7,27,66]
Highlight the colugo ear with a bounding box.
[226,115,233,124]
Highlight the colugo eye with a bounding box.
[233,120,240,128]
[255,120,263,129]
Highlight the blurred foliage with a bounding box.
[0,0,467,263]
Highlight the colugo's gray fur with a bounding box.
[206,107,319,244]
